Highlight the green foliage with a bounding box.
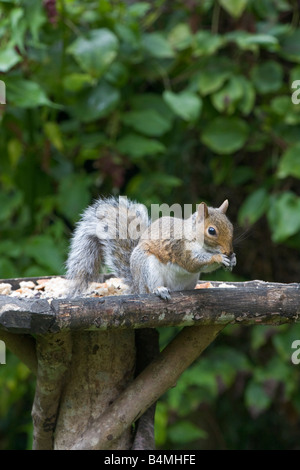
[7,78,56,108]
[0,353,34,450]
[268,192,300,242]
[219,0,249,19]
[251,61,283,94]
[278,143,300,179]
[201,117,249,154]
[67,28,119,78]
[1,0,300,450]
[157,324,300,449]
[163,91,202,122]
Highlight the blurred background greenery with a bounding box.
[1,0,300,450]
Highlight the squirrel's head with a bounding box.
[197,200,234,256]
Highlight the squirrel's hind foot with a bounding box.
[153,286,171,301]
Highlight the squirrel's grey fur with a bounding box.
[66,196,150,294]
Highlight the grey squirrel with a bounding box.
[66,196,236,296]
[65,195,236,449]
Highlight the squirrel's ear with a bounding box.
[218,199,229,214]
[197,202,209,220]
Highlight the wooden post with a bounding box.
[54,330,136,450]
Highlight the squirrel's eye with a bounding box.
[208,226,217,236]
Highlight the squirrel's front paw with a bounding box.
[153,286,171,301]
[221,253,236,271]
[222,255,233,271]
[230,253,237,268]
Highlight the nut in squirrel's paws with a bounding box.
[221,253,237,272]
[153,286,171,301]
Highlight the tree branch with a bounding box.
[1,281,300,334]
[71,324,224,450]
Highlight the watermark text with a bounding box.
[291,80,300,104]
[95,196,206,243]
[0,340,6,365]
[291,340,300,365]
[0,80,5,104]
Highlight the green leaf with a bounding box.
[198,58,232,96]
[277,143,300,179]
[168,421,207,444]
[237,76,256,115]
[44,122,64,152]
[24,235,65,274]
[6,78,54,108]
[270,95,291,116]
[148,173,182,187]
[240,33,278,49]
[231,166,255,185]
[104,62,129,87]
[250,326,273,351]
[201,117,249,154]
[193,31,224,57]
[126,173,182,200]
[219,0,249,18]
[238,188,269,226]
[0,47,21,72]
[130,93,174,124]
[0,240,21,259]
[163,90,202,122]
[211,76,244,114]
[251,61,283,94]
[62,73,95,92]
[267,192,300,242]
[226,31,278,51]
[280,30,300,63]
[122,109,172,136]
[168,23,193,51]
[128,2,151,17]
[67,28,119,77]
[26,1,46,43]
[57,174,93,222]
[70,81,120,122]
[0,192,22,222]
[114,24,141,55]
[142,32,175,58]
[117,133,165,158]
[271,95,300,125]
[7,138,23,168]
[245,381,271,416]
[0,258,19,279]
[254,357,294,394]
[154,402,168,447]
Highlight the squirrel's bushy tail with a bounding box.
[66,196,150,294]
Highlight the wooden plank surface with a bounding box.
[0,277,299,334]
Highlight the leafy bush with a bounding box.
[1,0,300,450]
[0,352,34,450]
